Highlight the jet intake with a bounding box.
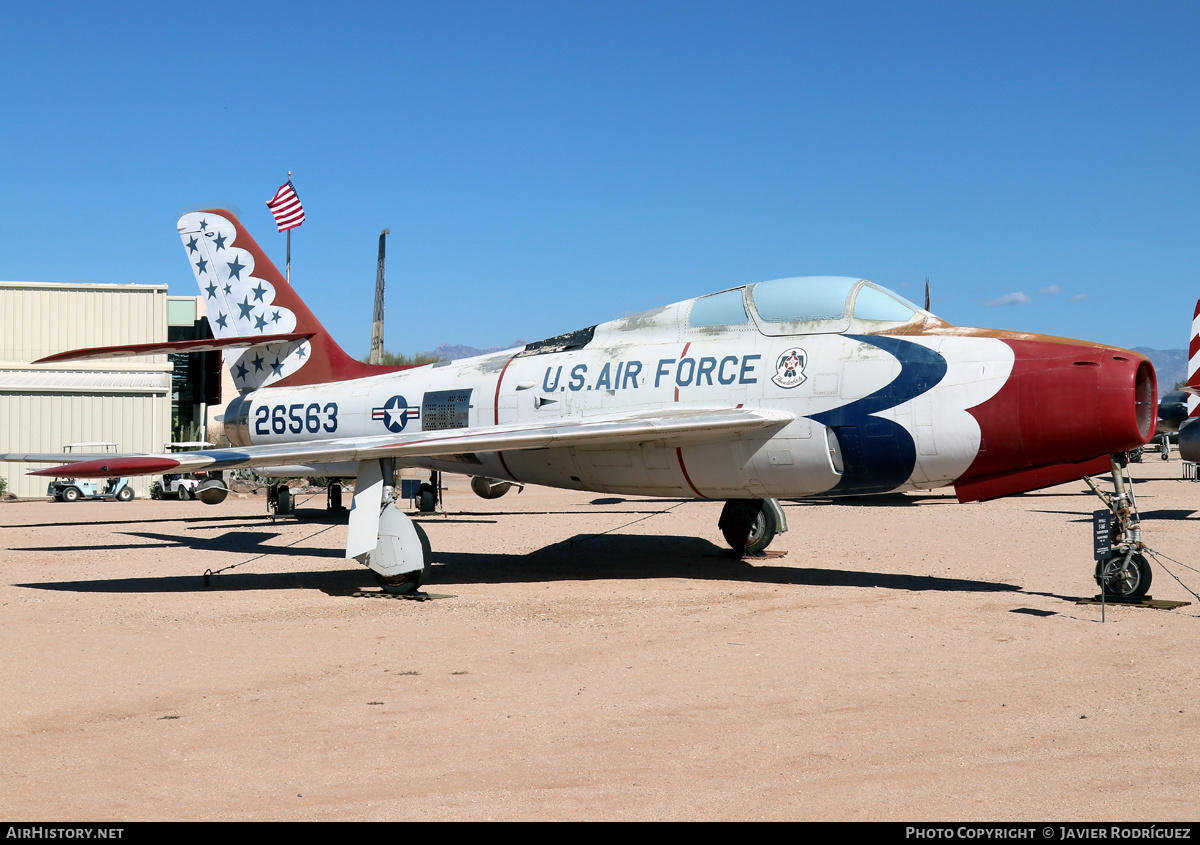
[959,340,1156,492]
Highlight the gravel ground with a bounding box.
[1,460,1198,821]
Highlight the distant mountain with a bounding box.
[1132,348,1187,396]
[422,341,528,361]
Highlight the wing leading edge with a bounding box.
[4,407,794,478]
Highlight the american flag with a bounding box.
[266,180,305,232]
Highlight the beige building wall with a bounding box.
[0,282,173,499]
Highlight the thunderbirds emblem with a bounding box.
[771,348,807,389]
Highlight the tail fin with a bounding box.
[178,209,396,391]
[1188,297,1200,417]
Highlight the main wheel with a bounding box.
[62,487,81,503]
[370,523,430,595]
[719,500,777,555]
[1095,553,1152,600]
[117,486,134,502]
[417,482,437,513]
[372,567,423,595]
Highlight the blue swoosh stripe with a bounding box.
[810,335,947,495]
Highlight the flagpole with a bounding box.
[267,172,304,282]
[286,171,292,285]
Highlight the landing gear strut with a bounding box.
[417,470,440,513]
[718,498,787,555]
[1085,454,1153,600]
[348,459,431,594]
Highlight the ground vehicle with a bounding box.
[47,443,135,502]
[161,442,216,500]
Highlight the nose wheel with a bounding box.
[1095,552,1152,600]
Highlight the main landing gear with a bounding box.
[348,459,431,595]
[1085,454,1153,601]
[368,500,431,594]
[719,498,787,555]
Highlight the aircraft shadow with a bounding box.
[7,530,344,559]
[0,512,286,531]
[1027,508,1198,523]
[17,568,368,594]
[787,493,949,507]
[430,534,1022,592]
[13,534,1020,597]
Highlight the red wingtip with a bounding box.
[29,457,181,478]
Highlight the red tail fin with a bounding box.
[178,209,402,389]
[1188,298,1200,417]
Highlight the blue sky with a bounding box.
[2,1,1197,358]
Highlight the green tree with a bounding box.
[362,350,445,366]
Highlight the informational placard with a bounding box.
[1093,510,1112,560]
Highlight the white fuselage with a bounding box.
[225,302,1015,500]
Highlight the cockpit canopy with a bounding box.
[526,276,932,356]
[689,276,927,335]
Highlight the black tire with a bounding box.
[370,524,430,595]
[414,521,432,567]
[63,487,81,503]
[374,520,436,595]
[417,483,437,513]
[719,499,777,555]
[177,485,191,501]
[371,567,423,594]
[1095,553,1152,600]
[117,486,134,502]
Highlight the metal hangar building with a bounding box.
[0,281,218,499]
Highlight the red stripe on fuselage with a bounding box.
[676,447,705,498]
[674,342,691,403]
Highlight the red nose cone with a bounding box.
[962,340,1156,482]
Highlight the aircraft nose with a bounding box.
[965,340,1156,480]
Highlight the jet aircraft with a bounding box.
[1158,390,1189,436]
[1,210,1158,597]
[1173,297,1200,460]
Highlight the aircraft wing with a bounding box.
[3,407,794,478]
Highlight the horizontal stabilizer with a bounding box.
[34,333,314,364]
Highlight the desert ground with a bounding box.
[1,458,1198,821]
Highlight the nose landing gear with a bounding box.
[1085,454,1152,601]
